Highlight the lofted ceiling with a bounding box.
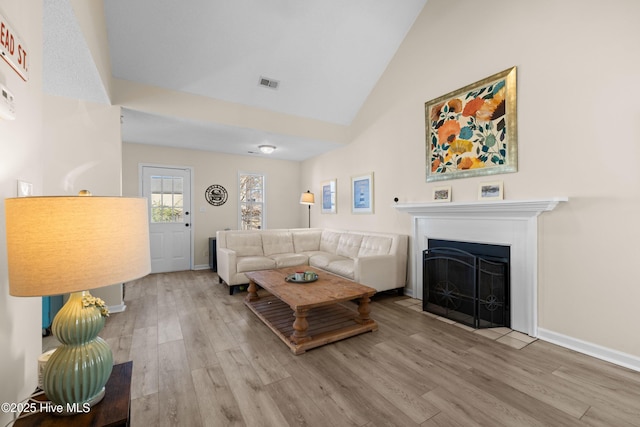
[44,0,427,161]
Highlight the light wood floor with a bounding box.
[46,270,640,426]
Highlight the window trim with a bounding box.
[237,171,266,230]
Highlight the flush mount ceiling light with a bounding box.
[259,145,276,154]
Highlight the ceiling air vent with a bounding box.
[259,76,279,90]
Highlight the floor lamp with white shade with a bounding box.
[300,190,315,228]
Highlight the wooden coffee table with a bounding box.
[244,266,378,354]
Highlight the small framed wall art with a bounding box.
[321,179,337,214]
[478,181,503,200]
[351,172,374,214]
[432,185,451,202]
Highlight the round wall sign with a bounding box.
[205,184,228,206]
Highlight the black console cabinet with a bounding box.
[209,237,217,271]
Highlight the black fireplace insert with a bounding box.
[423,239,510,328]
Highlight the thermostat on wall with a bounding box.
[0,83,15,120]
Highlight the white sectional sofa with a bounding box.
[216,228,408,295]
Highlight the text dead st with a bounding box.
[0,17,29,80]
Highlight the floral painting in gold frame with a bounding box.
[425,67,517,182]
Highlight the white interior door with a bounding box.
[141,166,192,273]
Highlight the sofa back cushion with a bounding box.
[226,233,264,257]
[358,235,393,257]
[336,233,363,258]
[262,231,294,256]
[319,230,342,254]
[293,230,322,253]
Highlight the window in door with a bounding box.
[150,175,184,223]
[239,172,265,230]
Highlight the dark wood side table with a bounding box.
[15,361,132,427]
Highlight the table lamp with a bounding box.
[299,190,315,228]
[5,194,151,412]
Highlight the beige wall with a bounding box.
[122,143,303,268]
[301,0,640,360]
[43,96,121,196]
[0,1,44,424]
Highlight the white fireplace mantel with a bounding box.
[393,197,568,337]
[393,197,568,218]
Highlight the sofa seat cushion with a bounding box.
[297,250,323,259]
[309,252,348,269]
[262,232,294,256]
[268,253,308,268]
[325,259,355,280]
[237,256,276,273]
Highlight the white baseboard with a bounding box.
[108,303,127,314]
[194,264,212,271]
[537,327,640,372]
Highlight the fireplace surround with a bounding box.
[393,198,567,336]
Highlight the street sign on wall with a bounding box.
[0,12,29,81]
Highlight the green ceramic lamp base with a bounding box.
[43,291,113,409]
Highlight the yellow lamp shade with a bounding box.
[5,196,151,297]
[300,191,315,205]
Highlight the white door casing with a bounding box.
[141,165,193,273]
